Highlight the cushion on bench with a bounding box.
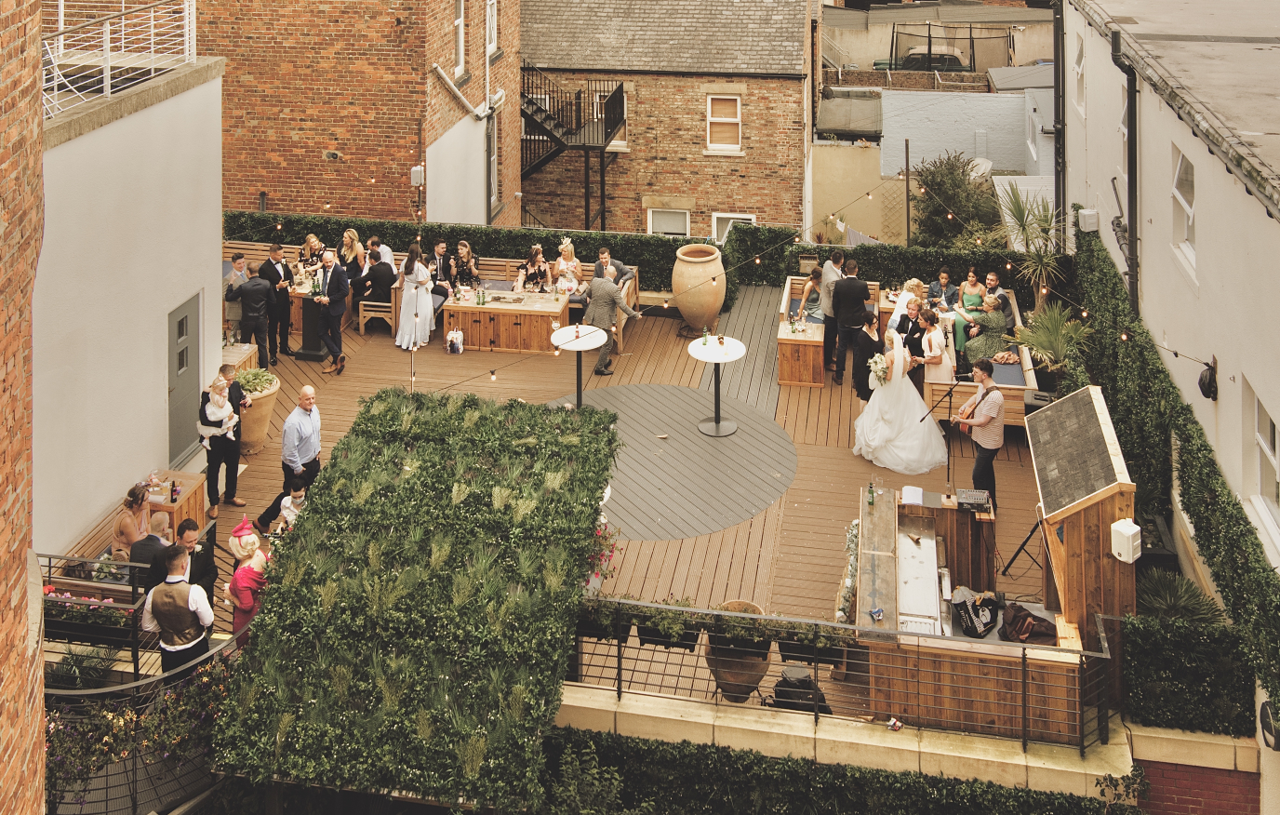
[992,362,1024,387]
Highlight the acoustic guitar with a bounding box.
[958,386,996,435]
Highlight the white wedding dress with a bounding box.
[395,261,434,349]
[852,331,949,475]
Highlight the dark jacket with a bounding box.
[427,251,456,287]
[830,276,871,329]
[595,258,633,291]
[363,261,396,303]
[257,258,294,308]
[318,262,350,316]
[130,535,168,572]
[895,313,925,357]
[225,275,275,321]
[146,543,218,599]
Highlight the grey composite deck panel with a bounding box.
[553,384,796,541]
[699,285,782,417]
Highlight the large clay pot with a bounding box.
[672,244,726,331]
[703,600,771,703]
[237,375,281,456]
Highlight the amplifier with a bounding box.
[957,488,991,512]
[1024,390,1055,415]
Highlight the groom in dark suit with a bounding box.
[895,299,926,395]
[145,518,218,598]
[316,250,350,375]
[830,268,871,386]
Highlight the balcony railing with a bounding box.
[572,599,1119,755]
[41,0,196,120]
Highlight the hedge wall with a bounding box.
[537,727,1142,815]
[213,389,619,809]
[1063,215,1280,712]
[223,211,741,309]
[1122,616,1256,736]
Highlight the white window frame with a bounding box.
[1172,147,1196,266]
[489,114,499,206]
[706,95,741,152]
[712,212,756,244]
[1073,35,1085,116]
[647,208,690,238]
[486,0,498,56]
[594,91,627,150]
[454,0,466,78]
[1257,397,1280,528]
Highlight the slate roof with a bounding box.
[521,0,807,77]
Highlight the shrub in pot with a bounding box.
[634,599,701,651]
[234,369,280,455]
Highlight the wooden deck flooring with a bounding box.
[196,286,1044,635]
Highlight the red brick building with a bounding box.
[0,0,45,811]
[200,0,522,226]
[519,0,811,241]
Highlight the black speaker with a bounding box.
[1023,390,1054,415]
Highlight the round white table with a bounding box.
[687,335,747,436]
[553,324,609,409]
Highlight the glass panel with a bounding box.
[708,121,739,146]
[1262,448,1279,513]
[177,315,188,341]
[650,210,688,237]
[1261,400,1277,455]
[1175,156,1195,208]
[709,97,738,120]
[177,347,188,374]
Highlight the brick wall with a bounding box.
[521,71,806,238]
[1138,759,1261,815]
[0,0,46,811]
[200,0,520,225]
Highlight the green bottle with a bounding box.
[702,326,709,345]
[867,482,875,506]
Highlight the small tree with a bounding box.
[992,182,1066,313]
[1008,302,1093,373]
[910,151,1000,248]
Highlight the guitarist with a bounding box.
[951,359,1005,511]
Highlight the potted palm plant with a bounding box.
[992,183,1066,315]
[1007,301,1093,395]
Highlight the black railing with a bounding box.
[572,599,1119,755]
[520,62,624,159]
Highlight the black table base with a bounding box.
[295,297,328,362]
[698,361,738,437]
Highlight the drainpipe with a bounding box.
[1052,0,1066,249]
[1112,29,1140,316]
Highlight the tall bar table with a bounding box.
[552,324,609,408]
[687,335,747,437]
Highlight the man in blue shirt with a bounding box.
[255,386,321,531]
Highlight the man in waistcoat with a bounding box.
[142,543,215,680]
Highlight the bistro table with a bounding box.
[686,335,747,437]
[552,324,608,409]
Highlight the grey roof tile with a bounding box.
[521,0,807,76]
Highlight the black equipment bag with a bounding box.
[767,666,833,715]
[998,602,1058,646]
[951,586,1001,639]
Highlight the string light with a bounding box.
[370,177,376,184]
[754,257,761,265]
[867,193,873,200]
[324,202,331,210]
[490,370,497,381]
[1006,262,1012,270]
[712,276,718,286]
[897,172,904,180]
[1041,286,1049,295]
[919,187,926,194]
[975,238,982,245]
[663,299,669,308]
[276,223,282,230]
[1081,309,1089,318]
[1120,331,1129,342]
[554,347,561,356]
[946,213,953,220]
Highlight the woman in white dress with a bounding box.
[852,329,949,475]
[395,244,434,349]
[919,308,955,384]
[888,278,927,327]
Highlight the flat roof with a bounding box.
[1078,0,1280,211]
[988,65,1054,92]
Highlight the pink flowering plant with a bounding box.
[43,585,131,627]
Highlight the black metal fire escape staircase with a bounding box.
[520,61,626,231]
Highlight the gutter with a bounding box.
[1069,0,1280,223]
[433,63,490,121]
[1052,0,1066,248]
[1111,29,1140,317]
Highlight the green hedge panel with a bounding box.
[1122,616,1256,737]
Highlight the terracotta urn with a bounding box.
[703,599,772,703]
[237,375,281,456]
[671,244,726,331]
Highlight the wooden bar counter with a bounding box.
[440,290,570,354]
[777,320,825,387]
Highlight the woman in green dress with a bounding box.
[953,268,987,355]
[954,294,1008,361]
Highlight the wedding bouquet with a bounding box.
[869,353,889,389]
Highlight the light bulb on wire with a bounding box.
[324,202,331,210]
[946,213,953,220]
[1120,332,1129,342]
[276,223,282,231]
[754,257,761,265]
[490,370,497,381]
[1081,309,1089,318]
[663,299,669,308]
[554,347,561,357]
[712,276,718,286]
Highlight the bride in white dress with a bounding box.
[852,329,949,475]
[395,244,434,349]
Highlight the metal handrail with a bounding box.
[41,0,174,40]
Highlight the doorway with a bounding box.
[168,295,201,466]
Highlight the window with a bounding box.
[648,209,690,237]
[1172,148,1196,264]
[176,315,188,341]
[712,213,756,243]
[489,114,499,206]
[707,96,741,151]
[594,92,627,148]
[454,0,465,77]
[177,346,188,375]
[1258,398,1280,527]
[486,0,497,56]
[1073,35,1085,113]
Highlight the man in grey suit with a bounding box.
[582,266,641,376]
[594,247,634,292]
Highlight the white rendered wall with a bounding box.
[1065,6,1280,812]
[1025,88,1055,177]
[879,90,1028,175]
[34,78,223,555]
[425,114,487,225]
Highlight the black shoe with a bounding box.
[594,369,613,376]
[281,347,295,357]
[335,355,346,375]
[605,359,614,369]
[270,357,279,366]
[833,376,843,386]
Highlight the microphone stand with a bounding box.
[920,376,970,493]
